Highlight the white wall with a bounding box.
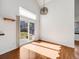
[40,0,74,48]
[0,0,40,54]
[0,20,16,55]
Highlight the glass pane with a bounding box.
[29,22,35,35]
[29,22,35,40]
[20,20,28,39]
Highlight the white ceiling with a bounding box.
[36,0,52,6]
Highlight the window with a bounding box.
[19,7,36,20]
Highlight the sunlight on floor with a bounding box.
[20,42,61,59]
[75,45,79,59]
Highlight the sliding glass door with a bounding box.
[20,16,35,46]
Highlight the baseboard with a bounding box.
[0,47,19,55]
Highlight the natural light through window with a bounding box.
[19,7,36,20]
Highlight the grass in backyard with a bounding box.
[20,32,28,39]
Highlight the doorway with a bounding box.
[19,16,35,46]
[19,7,36,46]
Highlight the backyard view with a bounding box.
[20,21,28,39]
[20,32,28,39]
[20,20,35,40]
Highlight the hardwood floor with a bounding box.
[0,41,74,59]
[75,40,79,59]
[0,48,20,59]
[75,40,79,45]
[75,45,79,59]
[57,46,74,59]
